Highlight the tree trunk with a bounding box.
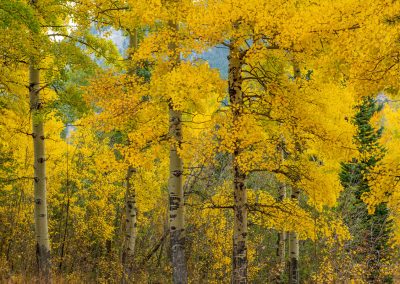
[288,187,300,284]
[30,64,51,280]
[232,161,247,284]
[121,29,139,284]
[166,17,187,283]
[276,182,286,282]
[168,105,188,284]
[288,62,301,284]
[122,166,137,281]
[276,142,287,282]
[229,44,248,284]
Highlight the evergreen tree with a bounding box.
[340,96,392,283]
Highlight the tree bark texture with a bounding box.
[229,44,248,284]
[169,106,188,284]
[30,64,51,280]
[166,15,188,283]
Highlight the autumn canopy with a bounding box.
[1,0,400,283]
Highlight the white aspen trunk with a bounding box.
[121,30,139,284]
[169,105,187,284]
[30,64,51,280]
[167,19,188,283]
[122,166,137,281]
[229,44,248,284]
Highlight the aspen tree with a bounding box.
[30,62,51,280]
[227,42,248,284]
[29,0,51,278]
[288,62,301,284]
[168,103,187,283]
[122,164,137,280]
[1,0,127,280]
[122,30,139,282]
[167,13,188,282]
